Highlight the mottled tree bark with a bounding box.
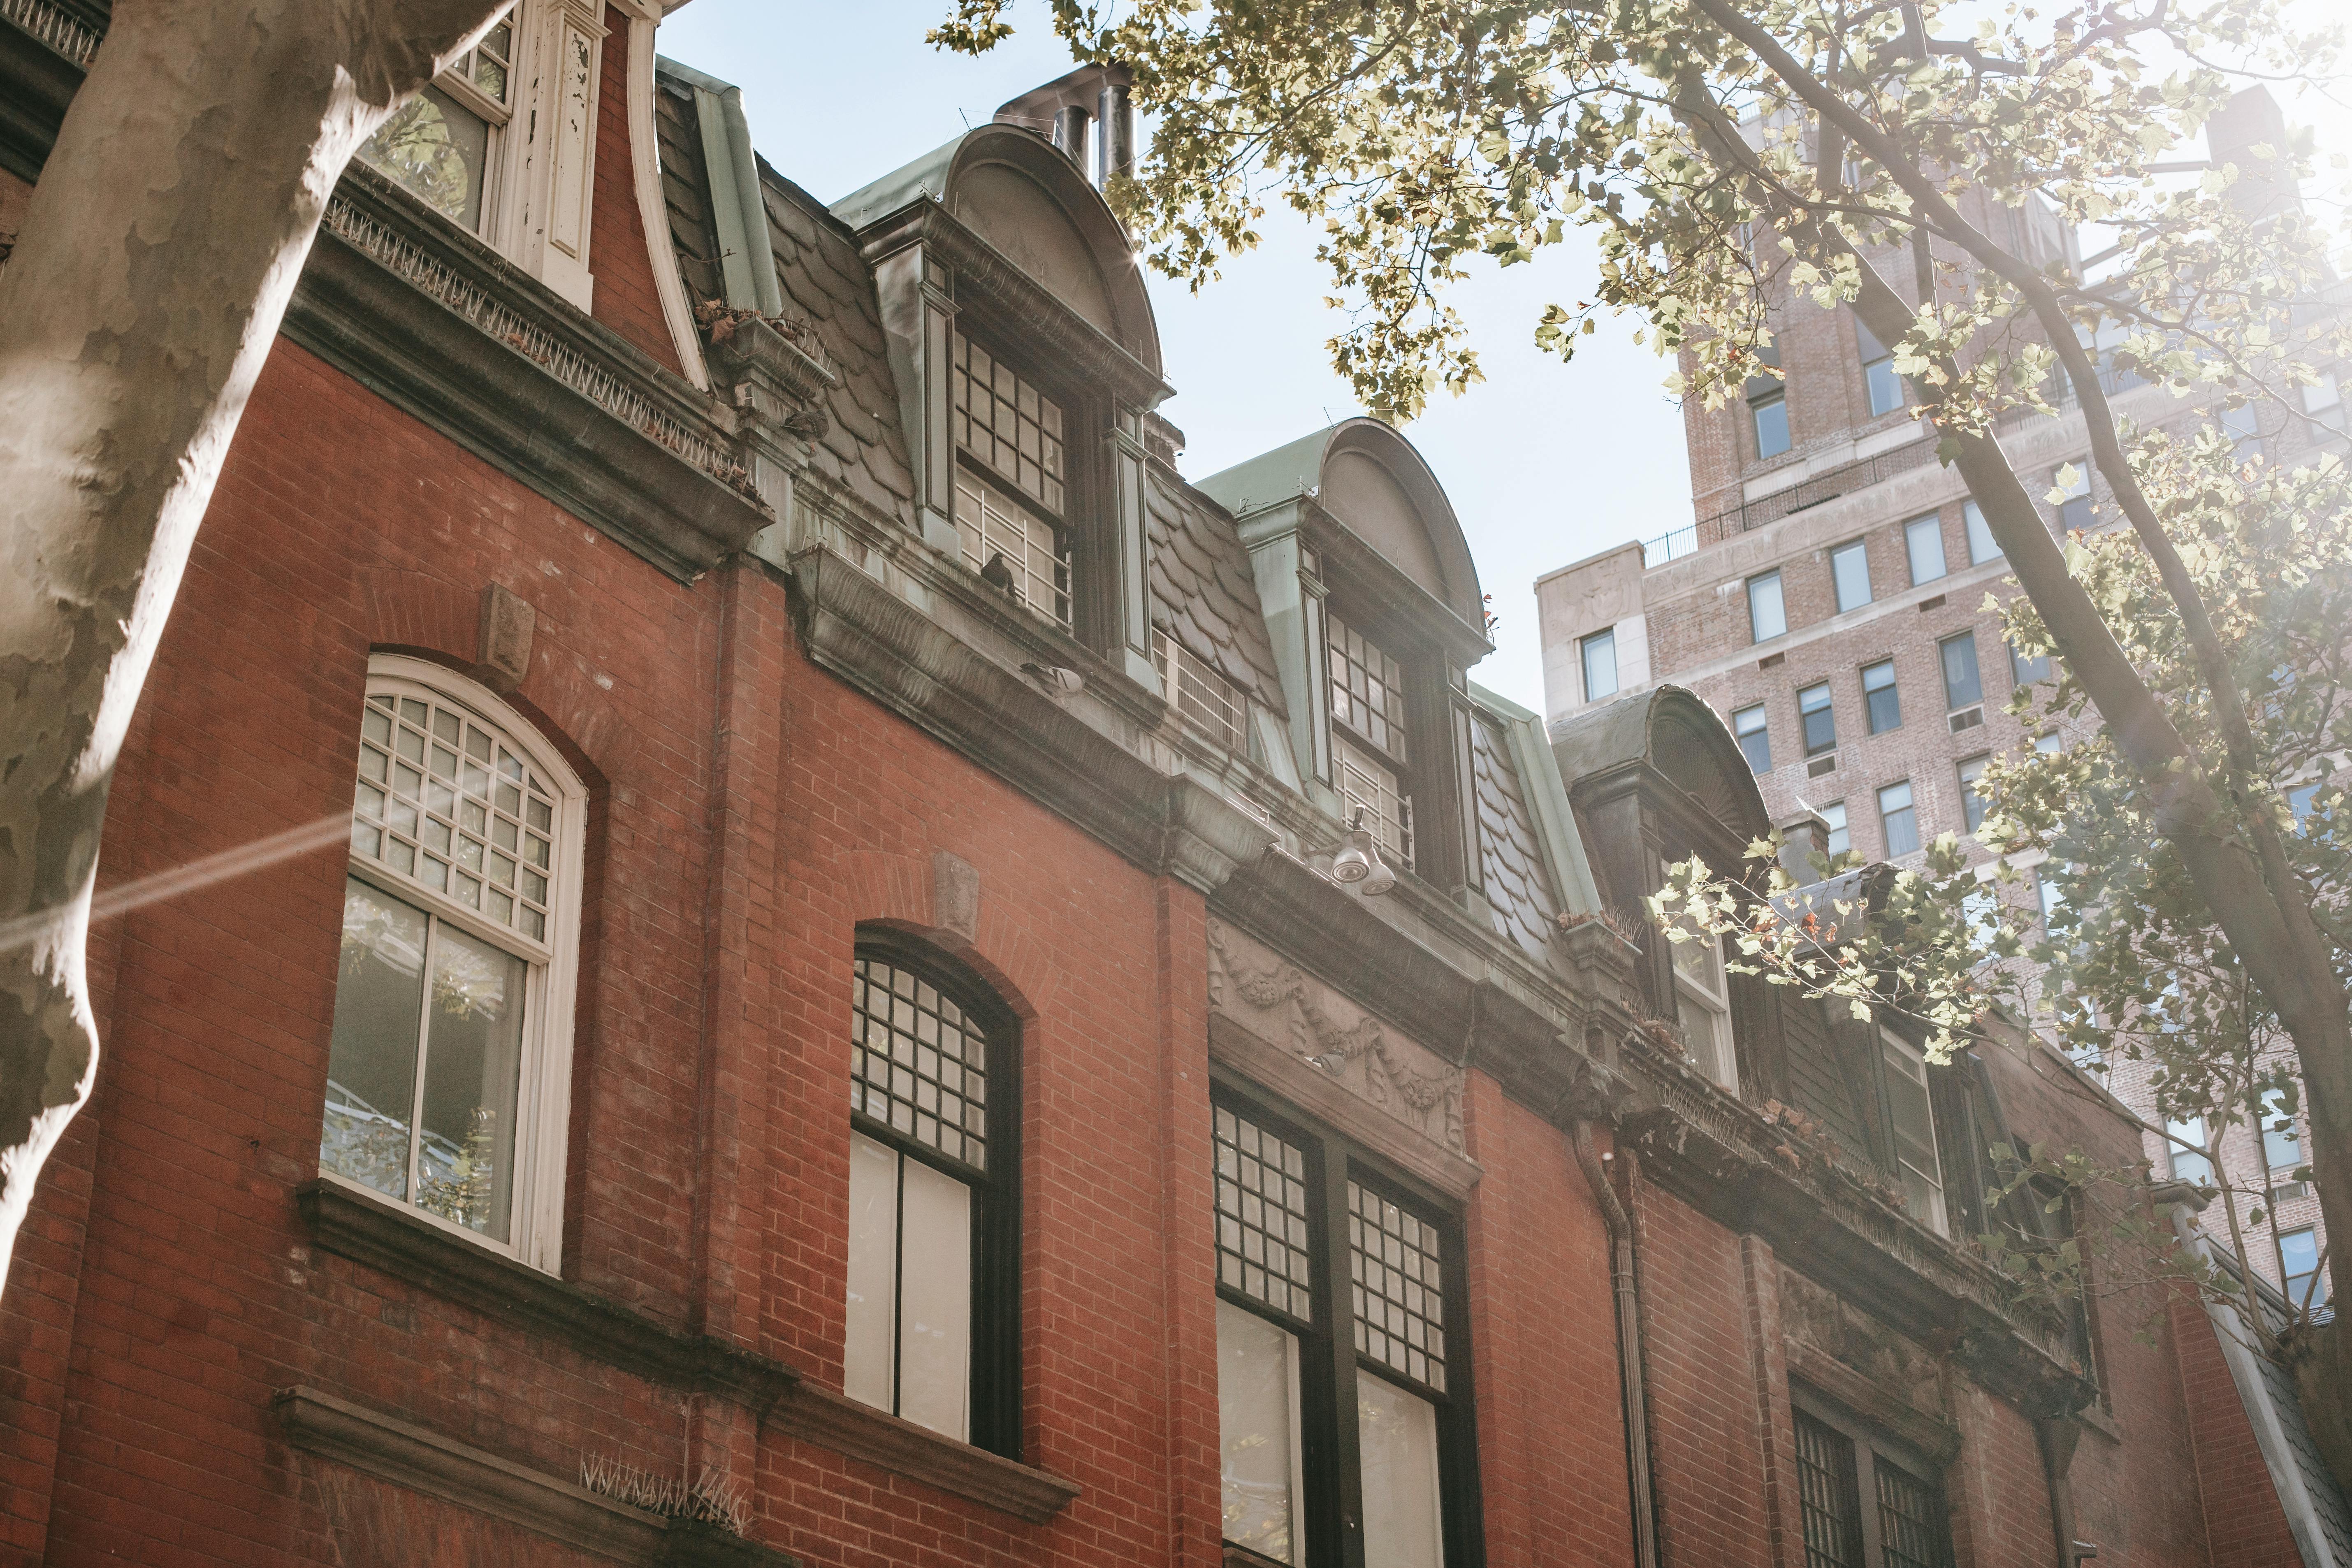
[0,0,508,1293]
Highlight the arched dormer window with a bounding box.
[320,656,586,1273]
[843,933,1022,1456]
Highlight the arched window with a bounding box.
[842,935,1020,1455]
[318,655,585,1273]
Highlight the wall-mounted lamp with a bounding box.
[1323,808,1397,897]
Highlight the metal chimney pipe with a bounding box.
[1096,79,1134,186]
[1053,105,1093,175]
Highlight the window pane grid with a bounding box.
[956,472,1072,630]
[1329,613,1409,760]
[1350,1180,1447,1393]
[354,689,557,944]
[1155,627,1246,750]
[951,331,1065,514]
[1335,735,1413,868]
[1215,1107,1315,1322]
[1876,1460,1944,1568]
[1795,1414,1862,1568]
[851,956,988,1171]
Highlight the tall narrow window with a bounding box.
[1830,540,1872,614]
[1214,1095,1474,1568]
[1733,704,1772,775]
[1799,683,1837,757]
[1582,628,1620,703]
[2262,1090,2305,1201]
[1329,612,1415,868]
[1904,515,1947,587]
[1794,1399,1954,1568]
[2303,371,2345,436]
[2220,403,2265,459]
[1962,500,2001,566]
[1879,1031,1946,1234]
[1938,634,1981,712]
[323,659,583,1271]
[952,331,1073,630]
[1856,318,1905,419]
[1862,661,1902,734]
[357,12,515,230]
[1955,756,1990,835]
[2281,1228,2325,1312]
[2009,638,2053,688]
[1752,390,1792,459]
[2166,1117,2215,1189]
[1749,571,1788,643]
[845,942,1018,1452]
[1877,780,1919,857]
[1668,914,1738,1091]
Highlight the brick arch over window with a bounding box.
[833,848,1057,1024]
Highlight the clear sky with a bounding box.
[655,0,1693,713]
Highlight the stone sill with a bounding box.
[297,1180,798,1415]
[766,1381,1081,1524]
[275,1385,797,1568]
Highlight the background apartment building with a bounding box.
[1534,87,2344,1313]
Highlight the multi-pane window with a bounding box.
[1955,756,1990,835]
[2054,463,2092,531]
[1857,319,1905,418]
[1800,683,1837,756]
[322,661,581,1270]
[1862,661,1902,734]
[953,332,1072,630]
[2009,638,2052,688]
[1819,801,1849,858]
[1329,612,1413,868]
[1336,735,1414,868]
[1214,1095,1468,1568]
[1879,1031,1946,1234]
[1749,571,1788,643]
[1794,1403,1953,1568]
[1752,390,1792,459]
[2281,1227,2325,1311]
[1962,500,2001,565]
[357,11,515,230]
[845,945,1016,1451]
[1733,704,1772,774]
[1904,515,1947,587]
[1878,780,1919,858]
[1329,613,1410,761]
[1831,540,1872,613]
[1938,634,1982,712]
[1155,626,1246,752]
[1582,627,1620,703]
[1668,916,1737,1091]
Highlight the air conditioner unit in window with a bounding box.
[1949,707,1984,733]
[1807,754,1839,779]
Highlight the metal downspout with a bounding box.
[1573,1118,1661,1568]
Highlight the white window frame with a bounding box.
[1582,626,1620,702]
[1830,538,1872,613]
[1879,1029,1948,1235]
[326,655,587,1275]
[1963,499,2001,565]
[1154,626,1246,751]
[1904,513,1948,586]
[1665,892,1737,1092]
[1335,733,1413,869]
[1748,570,1787,643]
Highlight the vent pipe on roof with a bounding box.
[1053,105,1092,174]
[1097,76,1134,185]
[995,63,1137,191]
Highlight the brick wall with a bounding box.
[587,6,687,376]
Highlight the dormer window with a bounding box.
[1154,627,1246,751]
[359,17,515,230]
[952,330,1075,631]
[1328,612,1414,867]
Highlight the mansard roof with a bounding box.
[1549,684,1771,843]
[1196,419,1487,636]
[829,123,1162,376]
[1146,464,1289,719]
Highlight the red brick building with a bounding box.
[0,7,2340,1568]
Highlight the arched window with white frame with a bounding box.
[319,655,587,1273]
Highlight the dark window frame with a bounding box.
[1938,633,1982,712]
[1791,1383,1955,1568]
[1799,682,1838,756]
[849,926,1025,1459]
[1861,660,1902,734]
[1733,703,1772,775]
[1211,1074,1485,1568]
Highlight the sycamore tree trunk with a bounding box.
[0,0,508,1294]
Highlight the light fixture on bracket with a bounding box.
[1322,807,1396,897]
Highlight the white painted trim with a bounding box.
[626,14,709,388]
[349,656,588,1278]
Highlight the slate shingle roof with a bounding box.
[1471,714,1561,962]
[1147,467,1287,719]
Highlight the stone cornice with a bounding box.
[851,198,1173,410]
[274,1385,799,1567]
[298,1181,800,1416]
